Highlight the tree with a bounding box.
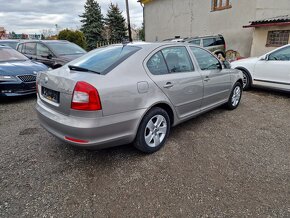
[58,29,87,49]
[80,0,104,50]
[105,3,127,42]
[138,22,145,41]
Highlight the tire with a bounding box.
[240,69,251,91]
[227,82,242,110]
[134,107,170,153]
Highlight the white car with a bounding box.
[231,44,290,91]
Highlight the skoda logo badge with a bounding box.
[44,77,48,84]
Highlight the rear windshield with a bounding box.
[0,41,19,49]
[47,42,86,55]
[68,45,141,74]
[0,47,28,62]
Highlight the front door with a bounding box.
[254,46,290,90]
[189,46,232,110]
[145,46,204,119]
[36,43,55,68]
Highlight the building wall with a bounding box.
[144,0,257,57]
[144,0,290,57]
[255,0,290,19]
[251,26,290,57]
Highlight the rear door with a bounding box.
[254,46,290,89]
[145,46,204,119]
[189,46,231,110]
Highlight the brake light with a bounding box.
[71,81,102,111]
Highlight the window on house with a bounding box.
[212,0,231,11]
[266,30,290,47]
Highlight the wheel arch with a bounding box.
[134,101,175,139]
[235,66,253,86]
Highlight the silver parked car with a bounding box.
[36,42,243,153]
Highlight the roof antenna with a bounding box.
[122,37,130,46]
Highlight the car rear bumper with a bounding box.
[36,97,146,149]
[0,81,36,97]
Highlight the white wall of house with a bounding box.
[144,0,290,57]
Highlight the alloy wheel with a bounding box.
[231,86,241,107]
[144,115,167,147]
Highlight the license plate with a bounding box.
[41,87,60,103]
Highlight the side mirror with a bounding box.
[216,62,222,70]
[223,60,231,69]
[41,53,53,59]
[260,54,268,61]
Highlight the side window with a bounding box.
[214,37,224,46]
[24,43,36,55]
[37,43,50,56]
[190,47,221,70]
[189,39,201,46]
[17,44,23,53]
[161,46,194,73]
[268,46,290,61]
[203,38,215,47]
[147,51,168,75]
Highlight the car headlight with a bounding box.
[0,75,18,81]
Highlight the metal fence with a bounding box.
[96,40,122,48]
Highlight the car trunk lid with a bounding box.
[37,67,103,117]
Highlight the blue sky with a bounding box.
[0,0,143,34]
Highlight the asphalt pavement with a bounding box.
[0,89,290,217]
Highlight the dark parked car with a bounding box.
[16,40,86,69]
[0,40,22,49]
[0,45,48,97]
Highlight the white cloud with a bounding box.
[0,0,143,34]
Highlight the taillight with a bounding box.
[71,81,102,111]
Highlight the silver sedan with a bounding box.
[36,42,243,153]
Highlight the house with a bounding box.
[244,15,290,56]
[0,27,6,39]
[139,0,290,58]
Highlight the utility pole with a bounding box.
[125,0,132,42]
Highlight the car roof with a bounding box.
[0,39,22,42]
[104,42,202,51]
[18,40,69,44]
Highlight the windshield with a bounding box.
[47,42,86,55]
[0,47,28,62]
[0,41,19,49]
[68,45,141,74]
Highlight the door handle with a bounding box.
[163,82,174,88]
[204,76,210,82]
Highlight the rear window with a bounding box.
[203,38,215,47]
[0,41,19,49]
[47,42,86,55]
[0,47,28,62]
[68,45,141,74]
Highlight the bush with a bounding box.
[58,29,87,50]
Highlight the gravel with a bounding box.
[0,89,290,217]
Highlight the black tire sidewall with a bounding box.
[241,70,251,90]
[134,107,170,153]
[227,82,242,110]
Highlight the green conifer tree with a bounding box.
[105,3,127,42]
[80,0,104,50]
